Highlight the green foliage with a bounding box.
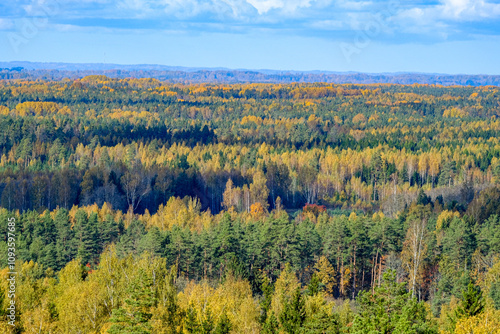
[183,305,200,334]
[214,312,232,334]
[1,79,500,333]
[307,273,322,296]
[108,269,156,333]
[454,280,485,319]
[352,270,436,334]
[490,280,500,310]
[262,312,279,334]
[301,310,340,334]
[279,288,306,334]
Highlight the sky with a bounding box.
[1,0,500,74]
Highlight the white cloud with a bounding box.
[246,0,282,13]
[439,0,500,20]
[0,19,14,30]
[337,0,372,10]
[309,19,344,29]
[398,0,500,23]
[391,0,500,40]
[246,0,313,14]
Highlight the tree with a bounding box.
[108,268,156,333]
[455,280,485,319]
[250,170,270,210]
[307,273,322,296]
[401,205,429,298]
[121,163,152,213]
[301,309,340,334]
[262,312,279,334]
[352,270,436,334]
[200,307,215,334]
[314,256,336,296]
[491,280,500,310]
[214,312,232,334]
[152,266,184,333]
[183,305,200,333]
[279,288,306,334]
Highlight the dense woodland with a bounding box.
[2,66,500,85]
[1,77,500,333]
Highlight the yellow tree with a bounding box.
[270,264,300,320]
[250,170,269,210]
[454,308,500,334]
[314,256,336,296]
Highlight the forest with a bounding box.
[0,76,500,333]
[2,65,500,86]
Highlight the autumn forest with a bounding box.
[1,76,500,333]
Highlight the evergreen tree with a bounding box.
[214,312,232,334]
[75,211,100,264]
[99,213,119,248]
[154,265,184,332]
[455,280,485,319]
[108,269,156,333]
[259,273,275,324]
[279,288,306,334]
[200,307,215,334]
[42,243,58,270]
[490,280,500,310]
[262,312,279,334]
[307,273,322,296]
[416,189,431,206]
[184,305,200,334]
[138,227,163,256]
[42,210,57,244]
[352,270,436,334]
[301,310,340,334]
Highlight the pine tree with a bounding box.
[262,312,279,334]
[490,280,500,310]
[214,312,232,334]
[307,273,322,296]
[153,265,184,333]
[200,307,215,334]
[42,210,57,244]
[259,273,275,324]
[75,211,100,265]
[352,270,435,333]
[108,269,156,333]
[301,310,340,334]
[184,305,200,333]
[279,288,306,334]
[455,280,485,319]
[42,243,58,270]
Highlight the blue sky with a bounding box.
[1,0,500,74]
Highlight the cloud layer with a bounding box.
[1,0,500,43]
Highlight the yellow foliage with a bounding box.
[241,115,263,126]
[0,105,10,115]
[146,196,206,230]
[368,113,380,122]
[438,295,460,333]
[436,210,460,231]
[314,256,336,296]
[352,113,367,123]
[443,107,467,118]
[15,101,59,116]
[454,308,500,334]
[178,276,260,333]
[270,264,300,318]
[250,202,266,219]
